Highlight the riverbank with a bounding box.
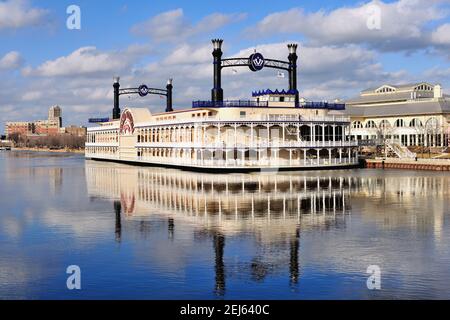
[11,147,85,154]
[365,158,450,171]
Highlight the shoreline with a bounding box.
[11,147,85,154]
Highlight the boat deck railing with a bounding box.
[193,100,269,108]
[128,140,359,149]
[134,115,351,128]
[192,100,346,110]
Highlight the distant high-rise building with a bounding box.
[48,105,62,128]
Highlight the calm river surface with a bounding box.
[1,150,450,299]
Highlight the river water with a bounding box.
[1,150,450,299]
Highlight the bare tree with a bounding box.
[375,120,395,158]
[8,133,21,145]
[411,119,426,158]
[425,118,441,158]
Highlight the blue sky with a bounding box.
[1,0,450,133]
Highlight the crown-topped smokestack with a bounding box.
[287,44,299,106]
[113,76,121,120]
[211,39,224,104]
[288,43,298,54]
[212,39,223,50]
[166,78,173,112]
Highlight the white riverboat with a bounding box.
[85,40,359,171]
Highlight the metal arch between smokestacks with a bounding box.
[118,87,168,97]
[112,78,174,119]
[221,58,291,71]
[210,39,299,105]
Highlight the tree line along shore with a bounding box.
[6,133,85,153]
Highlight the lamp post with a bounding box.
[211,39,224,104]
[166,78,173,112]
[288,44,299,106]
[113,76,121,120]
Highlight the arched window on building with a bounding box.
[414,84,433,91]
[376,86,396,93]
[379,120,391,129]
[394,119,405,127]
[409,118,423,128]
[425,117,440,130]
[352,121,363,129]
[365,120,377,128]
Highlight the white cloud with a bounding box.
[21,90,43,101]
[163,43,211,65]
[431,23,450,46]
[130,8,246,42]
[424,66,450,83]
[0,0,49,30]
[193,12,247,34]
[229,42,385,81]
[138,41,408,107]
[0,51,24,70]
[246,0,448,52]
[22,45,151,77]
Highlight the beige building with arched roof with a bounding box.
[343,82,450,149]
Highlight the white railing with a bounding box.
[134,140,358,149]
[136,115,350,128]
[85,142,119,147]
[265,115,350,123]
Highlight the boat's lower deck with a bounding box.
[85,155,361,172]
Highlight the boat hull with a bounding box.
[85,156,362,173]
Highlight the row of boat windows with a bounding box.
[86,147,117,154]
[192,112,213,118]
[86,131,118,143]
[257,96,296,102]
[154,112,214,122]
[134,148,356,158]
[87,124,347,143]
[135,125,346,143]
[155,115,176,121]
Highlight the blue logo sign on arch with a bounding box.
[138,84,149,97]
[249,53,265,72]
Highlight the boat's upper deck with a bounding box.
[88,92,348,132]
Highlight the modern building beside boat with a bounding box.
[344,83,450,149]
[85,39,360,171]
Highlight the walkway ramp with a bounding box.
[386,139,416,159]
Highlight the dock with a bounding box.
[365,158,450,171]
